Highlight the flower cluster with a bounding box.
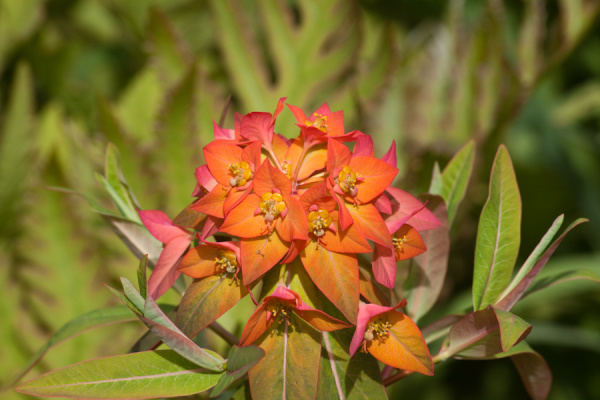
[139,98,440,373]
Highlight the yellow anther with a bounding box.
[271,192,283,202]
[267,303,291,322]
[338,166,358,196]
[261,192,273,202]
[305,113,328,133]
[260,192,287,223]
[215,250,239,275]
[229,161,253,187]
[308,209,332,237]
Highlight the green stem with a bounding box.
[208,321,239,346]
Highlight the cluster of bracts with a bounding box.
[138,98,440,375]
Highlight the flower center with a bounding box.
[366,318,392,341]
[307,209,332,237]
[267,302,291,322]
[229,161,252,187]
[338,166,358,197]
[214,250,239,275]
[305,113,328,133]
[392,234,407,257]
[259,192,286,222]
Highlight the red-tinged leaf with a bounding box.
[177,275,248,338]
[404,196,450,322]
[204,143,243,187]
[322,211,371,254]
[297,143,327,181]
[510,343,552,400]
[350,156,397,203]
[138,210,190,243]
[442,306,531,359]
[148,235,192,299]
[195,164,217,192]
[373,192,392,214]
[272,132,290,162]
[358,263,392,306]
[347,203,392,247]
[301,241,359,323]
[372,243,397,289]
[295,305,352,332]
[220,194,266,238]
[16,350,222,399]
[178,241,239,279]
[287,103,308,124]
[495,217,588,311]
[332,190,354,231]
[277,195,308,242]
[223,184,252,216]
[367,310,433,375]
[241,232,289,284]
[349,301,407,357]
[253,160,292,196]
[239,304,272,346]
[327,138,352,176]
[393,224,426,260]
[213,120,235,141]
[241,112,273,144]
[172,201,207,229]
[192,184,227,218]
[200,215,221,240]
[385,187,442,231]
[248,316,322,400]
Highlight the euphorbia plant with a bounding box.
[14,99,595,400]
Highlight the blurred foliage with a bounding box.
[0,0,599,399]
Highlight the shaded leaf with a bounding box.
[211,345,265,397]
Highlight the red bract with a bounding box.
[138,210,193,299]
[240,286,350,346]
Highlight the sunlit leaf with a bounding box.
[473,145,521,310]
[16,350,222,399]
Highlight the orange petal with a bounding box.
[253,160,292,196]
[191,184,227,218]
[350,156,398,203]
[220,195,265,238]
[347,203,393,247]
[203,143,243,187]
[326,139,352,176]
[277,195,308,242]
[178,245,222,279]
[241,232,289,285]
[297,143,327,181]
[301,241,359,323]
[239,303,272,346]
[223,185,252,216]
[321,211,371,254]
[367,310,434,376]
[394,224,427,261]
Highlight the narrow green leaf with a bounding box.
[495,218,588,311]
[316,330,387,400]
[498,215,564,302]
[121,277,145,312]
[16,350,222,399]
[473,145,521,310]
[248,316,321,400]
[12,306,136,386]
[439,140,475,226]
[428,161,443,195]
[518,0,544,86]
[524,268,600,298]
[210,345,265,397]
[137,255,149,299]
[104,143,140,217]
[404,195,450,322]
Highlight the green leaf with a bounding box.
[517,0,544,86]
[248,315,321,400]
[211,345,265,397]
[316,329,387,400]
[104,143,140,220]
[438,140,475,226]
[137,254,149,299]
[404,195,450,322]
[495,218,588,311]
[16,350,222,399]
[524,268,600,299]
[428,161,443,195]
[12,306,137,386]
[473,145,521,310]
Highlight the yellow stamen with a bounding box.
[259,192,287,223]
[338,166,358,197]
[308,209,332,238]
[229,161,252,187]
[305,113,328,133]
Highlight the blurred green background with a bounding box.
[1,0,599,399]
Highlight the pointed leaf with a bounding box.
[346,203,392,247]
[404,196,450,322]
[493,308,532,352]
[248,316,321,400]
[177,275,248,338]
[240,232,288,284]
[495,218,588,311]
[16,350,221,399]
[211,345,265,397]
[437,140,475,226]
[12,306,137,386]
[302,241,359,323]
[524,268,600,298]
[137,255,149,299]
[473,145,521,310]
